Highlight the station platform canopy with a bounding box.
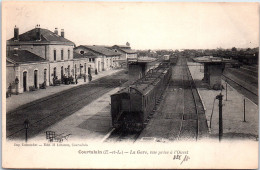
[193,56,235,63]
[192,56,234,90]
[128,57,159,83]
[128,56,158,63]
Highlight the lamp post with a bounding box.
[243,98,246,122]
[216,93,223,142]
[24,119,30,142]
[15,77,19,95]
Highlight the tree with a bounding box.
[231,47,237,51]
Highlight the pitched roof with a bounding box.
[7,50,46,64]
[193,56,234,63]
[7,28,75,45]
[113,45,130,49]
[113,63,170,95]
[118,48,137,54]
[77,45,121,56]
[128,56,157,63]
[6,60,15,65]
[73,51,98,59]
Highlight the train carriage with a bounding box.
[111,62,172,131]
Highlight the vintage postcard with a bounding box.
[2,1,259,169]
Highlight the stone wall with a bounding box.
[19,62,49,93]
[6,66,17,92]
[128,64,143,83]
[209,64,222,89]
[8,44,74,61]
[48,45,74,61]
[8,45,47,59]
[73,59,89,77]
[49,60,74,85]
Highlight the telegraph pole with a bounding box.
[216,93,223,142]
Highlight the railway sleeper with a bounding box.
[183,114,198,120]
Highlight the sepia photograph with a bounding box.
[2,1,259,169]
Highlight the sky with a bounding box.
[3,2,259,50]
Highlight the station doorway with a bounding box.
[44,69,47,82]
[23,71,27,92]
[34,70,38,88]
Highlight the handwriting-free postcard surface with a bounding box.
[2,1,258,169]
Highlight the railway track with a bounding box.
[137,56,208,141]
[104,85,167,143]
[177,57,206,140]
[103,128,141,143]
[241,65,258,72]
[239,66,258,77]
[225,68,258,86]
[222,74,258,105]
[104,57,208,142]
[7,71,128,139]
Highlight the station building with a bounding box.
[6,25,88,93]
[73,52,89,77]
[110,45,137,60]
[74,45,121,73]
[6,50,49,93]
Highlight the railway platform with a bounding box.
[6,68,123,113]
[6,69,127,140]
[188,62,258,141]
[31,87,119,141]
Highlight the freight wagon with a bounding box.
[111,62,172,131]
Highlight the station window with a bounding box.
[61,49,64,60]
[54,50,56,61]
[68,49,70,59]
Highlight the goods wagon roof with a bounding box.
[112,62,170,96]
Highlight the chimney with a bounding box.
[61,29,64,38]
[54,28,58,35]
[14,25,19,41]
[36,24,41,41]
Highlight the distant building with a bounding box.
[74,45,121,72]
[110,45,137,60]
[162,55,170,61]
[6,25,87,93]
